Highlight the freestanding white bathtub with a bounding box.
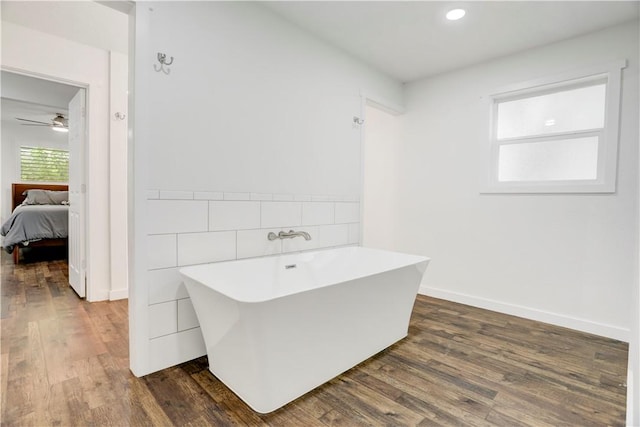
[180,246,429,413]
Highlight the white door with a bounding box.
[68,89,86,298]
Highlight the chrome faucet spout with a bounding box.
[267,230,312,241]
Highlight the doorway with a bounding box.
[1,0,130,301]
[1,71,87,295]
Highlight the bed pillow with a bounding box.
[22,189,69,205]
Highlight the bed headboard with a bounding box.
[12,183,69,211]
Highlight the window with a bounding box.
[20,146,69,182]
[483,60,625,193]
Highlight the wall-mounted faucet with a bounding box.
[268,230,312,241]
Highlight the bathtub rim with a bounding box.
[179,246,429,304]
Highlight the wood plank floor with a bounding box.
[1,250,628,426]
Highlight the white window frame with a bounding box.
[482,60,626,194]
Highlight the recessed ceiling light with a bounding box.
[446,8,466,21]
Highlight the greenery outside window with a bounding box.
[20,146,69,182]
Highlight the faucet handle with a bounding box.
[267,232,278,241]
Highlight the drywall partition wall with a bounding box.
[139,2,401,194]
[362,104,402,251]
[1,21,112,301]
[131,2,403,375]
[109,51,129,301]
[0,122,69,222]
[630,281,639,426]
[631,111,640,426]
[394,21,639,340]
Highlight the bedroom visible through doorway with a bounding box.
[0,71,87,297]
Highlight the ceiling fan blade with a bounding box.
[16,117,51,125]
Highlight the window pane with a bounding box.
[498,136,598,182]
[20,146,69,182]
[497,83,606,140]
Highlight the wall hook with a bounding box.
[353,116,364,125]
[154,52,174,74]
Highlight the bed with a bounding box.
[1,183,69,264]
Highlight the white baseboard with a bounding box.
[109,287,129,301]
[89,289,110,302]
[419,285,629,342]
[627,368,634,427]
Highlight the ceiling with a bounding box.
[0,1,636,92]
[1,0,129,54]
[2,98,68,128]
[263,1,640,82]
[1,72,79,130]
[1,2,120,133]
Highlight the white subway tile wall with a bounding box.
[147,234,177,269]
[281,226,319,253]
[348,223,361,245]
[149,300,178,338]
[251,192,273,201]
[237,228,282,259]
[273,193,294,201]
[294,194,312,202]
[261,201,303,228]
[335,202,360,223]
[209,201,260,231]
[145,190,360,369]
[146,190,160,199]
[302,202,335,226]
[177,231,237,266]
[223,192,251,201]
[148,267,188,305]
[148,328,206,374]
[159,190,194,200]
[177,298,200,331]
[194,191,224,200]
[318,224,350,247]
[148,200,208,234]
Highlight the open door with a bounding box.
[68,89,86,298]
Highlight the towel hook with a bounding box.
[154,52,174,74]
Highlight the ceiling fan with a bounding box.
[16,113,69,132]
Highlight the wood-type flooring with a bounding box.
[1,250,628,426]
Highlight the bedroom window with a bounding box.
[20,146,69,182]
[483,60,625,193]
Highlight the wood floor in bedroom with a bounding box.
[1,250,629,426]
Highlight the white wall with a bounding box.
[139,2,401,196]
[2,1,129,301]
[2,21,113,301]
[1,0,129,54]
[630,282,639,427]
[131,1,403,376]
[631,130,640,427]
[1,122,69,221]
[109,51,129,301]
[362,104,402,251]
[366,22,638,341]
